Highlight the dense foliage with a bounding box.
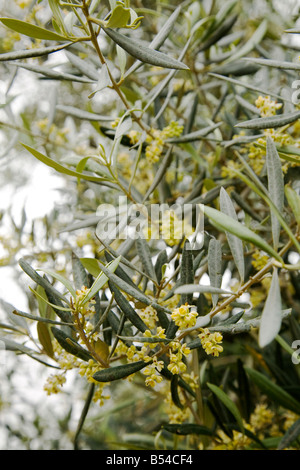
[0,0,300,450]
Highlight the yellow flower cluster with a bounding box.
[255,96,282,117]
[167,341,191,375]
[142,356,164,388]
[137,305,158,330]
[198,328,223,357]
[171,303,198,329]
[250,403,275,432]
[251,250,269,271]
[43,373,66,395]
[145,121,184,163]
[163,389,191,424]
[79,358,101,383]
[73,286,96,317]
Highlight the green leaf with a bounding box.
[80,257,121,305]
[105,5,131,28]
[243,56,300,71]
[51,327,92,362]
[285,185,300,227]
[202,205,283,263]
[72,252,89,291]
[37,321,54,358]
[278,418,300,450]
[21,144,110,184]
[0,43,71,61]
[38,268,76,298]
[109,282,148,333]
[174,284,232,295]
[166,122,222,144]
[103,27,189,70]
[209,73,292,104]
[56,105,114,122]
[179,240,194,305]
[266,136,284,250]
[136,237,157,284]
[208,238,222,307]
[93,360,147,382]
[220,187,245,281]
[163,423,213,436]
[80,258,102,278]
[207,383,244,433]
[258,268,282,348]
[245,367,300,415]
[223,19,267,64]
[0,17,69,41]
[235,110,300,130]
[11,62,94,83]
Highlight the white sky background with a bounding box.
[0,0,300,449]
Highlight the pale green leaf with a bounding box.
[266,136,284,250]
[259,268,282,348]
[0,17,68,41]
[103,27,189,70]
[235,110,300,130]
[220,187,245,281]
[208,238,222,307]
[285,185,300,227]
[202,205,283,263]
[207,383,244,433]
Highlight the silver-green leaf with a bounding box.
[103,27,189,70]
[258,267,282,348]
[266,136,284,250]
[220,187,245,281]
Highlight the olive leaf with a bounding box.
[103,27,189,70]
[220,187,245,281]
[0,17,69,41]
[208,238,222,307]
[258,268,282,348]
[266,136,284,250]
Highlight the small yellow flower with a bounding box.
[171,304,198,329]
[198,328,223,357]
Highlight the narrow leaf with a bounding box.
[278,418,300,450]
[72,252,89,291]
[0,43,71,61]
[51,327,92,362]
[163,423,213,436]
[37,322,54,358]
[21,144,109,183]
[109,282,148,333]
[207,382,244,433]
[56,105,114,122]
[220,187,245,281]
[208,238,222,307]
[224,19,267,64]
[93,360,147,382]
[259,268,282,348]
[175,284,231,295]
[81,257,121,305]
[245,367,300,415]
[235,110,300,130]
[0,17,69,41]
[103,27,189,70]
[285,185,300,227]
[11,62,94,83]
[266,136,284,250]
[202,205,283,263]
[136,237,157,283]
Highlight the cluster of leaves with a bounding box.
[1,0,300,450]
